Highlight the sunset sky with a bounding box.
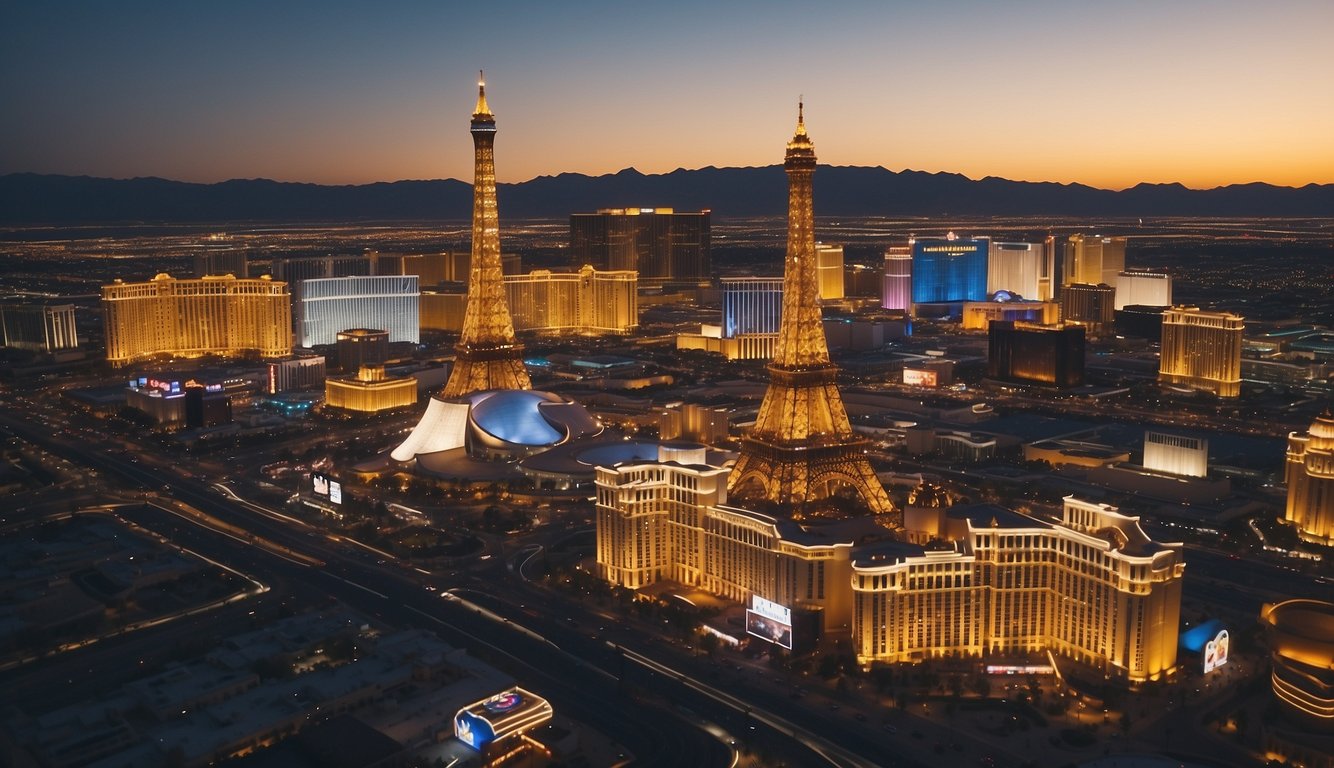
[3,1,1332,190]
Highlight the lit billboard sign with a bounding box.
[329,481,342,505]
[312,473,330,496]
[1204,629,1229,673]
[903,368,938,387]
[746,595,793,649]
[454,710,496,751]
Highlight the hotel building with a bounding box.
[677,277,783,360]
[1143,431,1208,478]
[910,236,989,306]
[987,241,1053,301]
[1063,234,1126,290]
[961,299,1060,331]
[507,265,638,334]
[569,208,710,283]
[1284,413,1334,546]
[596,449,1183,682]
[0,300,79,354]
[881,246,912,312]
[266,356,326,394]
[816,244,845,301]
[852,498,1184,681]
[1158,307,1243,397]
[1115,271,1172,310]
[1061,283,1116,337]
[295,276,419,348]
[325,364,418,413]
[102,274,291,367]
[987,321,1085,388]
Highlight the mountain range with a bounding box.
[2,167,1332,224]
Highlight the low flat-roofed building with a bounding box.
[325,364,417,413]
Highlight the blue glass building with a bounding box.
[911,237,989,304]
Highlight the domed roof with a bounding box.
[908,482,951,509]
[470,390,567,446]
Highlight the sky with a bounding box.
[2,1,1332,190]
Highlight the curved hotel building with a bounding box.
[596,449,1184,682]
[295,276,419,348]
[102,274,291,366]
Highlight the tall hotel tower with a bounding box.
[1158,307,1243,397]
[727,105,893,516]
[441,74,531,398]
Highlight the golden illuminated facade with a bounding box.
[1158,307,1243,397]
[961,300,1059,330]
[1262,599,1334,731]
[728,104,893,515]
[1063,234,1126,289]
[325,364,417,413]
[507,265,637,334]
[596,448,854,634]
[441,74,531,398]
[816,244,844,300]
[102,274,291,367]
[1285,413,1334,546]
[852,497,1184,682]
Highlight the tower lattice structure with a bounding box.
[728,104,895,516]
[441,74,531,398]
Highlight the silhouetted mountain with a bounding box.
[2,167,1331,224]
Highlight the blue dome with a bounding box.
[470,390,565,446]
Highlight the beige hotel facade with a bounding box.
[596,448,1185,682]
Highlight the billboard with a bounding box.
[903,368,938,387]
[454,710,496,752]
[746,595,793,649]
[313,473,342,505]
[312,473,330,496]
[1204,629,1229,673]
[329,481,342,505]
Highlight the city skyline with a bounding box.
[3,1,1333,190]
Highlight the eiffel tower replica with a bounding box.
[441,73,531,398]
[728,103,895,517]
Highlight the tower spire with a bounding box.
[442,74,529,398]
[473,70,492,119]
[728,103,895,518]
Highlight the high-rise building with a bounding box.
[1158,307,1243,397]
[852,497,1184,681]
[1115,271,1172,310]
[722,277,783,337]
[335,328,390,372]
[726,104,893,515]
[596,452,1183,681]
[0,301,79,353]
[1143,431,1208,478]
[910,235,989,306]
[1061,283,1116,337]
[1284,413,1334,546]
[1063,234,1126,290]
[402,252,469,286]
[442,75,531,398]
[325,364,418,413]
[1115,305,1167,339]
[102,274,291,367]
[420,291,468,332]
[987,321,1085,387]
[270,254,374,284]
[294,276,419,348]
[569,208,710,283]
[816,243,845,300]
[193,250,248,279]
[507,265,637,334]
[266,356,326,394]
[881,246,912,311]
[987,241,1053,301]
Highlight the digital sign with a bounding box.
[329,481,342,505]
[1204,629,1229,673]
[746,595,793,649]
[454,710,496,751]
[903,369,938,387]
[312,473,330,496]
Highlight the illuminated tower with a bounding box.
[728,104,894,516]
[442,73,531,397]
